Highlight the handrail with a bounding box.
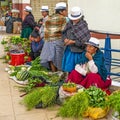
[90,29,120,36]
[101,48,120,52]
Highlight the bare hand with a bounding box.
[64,38,69,45]
[35,26,40,30]
[85,52,93,60]
[64,39,75,46]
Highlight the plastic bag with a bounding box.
[59,85,84,103]
[59,86,75,102]
[83,107,109,119]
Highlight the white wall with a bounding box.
[68,0,120,33]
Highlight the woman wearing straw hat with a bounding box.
[62,6,91,73]
[67,37,111,93]
[21,6,35,39]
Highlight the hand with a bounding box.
[29,35,34,41]
[64,39,75,46]
[85,52,93,60]
[64,38,69,46]
[35,26,40,30]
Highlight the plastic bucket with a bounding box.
[10,53,25,66]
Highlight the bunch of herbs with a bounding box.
[107,90,120,116]
[58,91,89,119]
[22,86,58,110]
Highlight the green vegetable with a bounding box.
[58,92,89,118]
[21,77,43,93]
[49,74,60,84]
[107,90,120,114]
[10,71,18,76]
[1,39,8,45]
[29,57,48,71]
[62,82,76,88]
[84,86,107,108]
[22,86,58,110]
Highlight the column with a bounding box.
[12,0,30,19]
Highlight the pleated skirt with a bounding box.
[62,46,82,72]
[40,39,64,70]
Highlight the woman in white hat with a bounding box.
[40,2,68,72]
[62,6,90,72]
[35,6,49,45]
[21,6,35,39]
[37,6,49,27]
[67,37,111,94]
[39,6,49,23]
[6,9,21,33]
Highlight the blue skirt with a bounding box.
[62,46,82,72]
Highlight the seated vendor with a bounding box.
[29,29,44,60]
[66,37,111,91]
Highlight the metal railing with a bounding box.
[90,30,120,79]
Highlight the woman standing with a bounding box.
[21,6,35,39]
[62,6,90,72]
[40,2,68,72]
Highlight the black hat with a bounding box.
[31,29,40,38]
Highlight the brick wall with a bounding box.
[31,0,67,22]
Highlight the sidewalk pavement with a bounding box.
[0,60,62,120]
[0,59,113,120]
[0,32,116,120]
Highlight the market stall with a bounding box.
[1,36,120,120]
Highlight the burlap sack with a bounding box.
[13,21,21,34]
[0,20,4,26]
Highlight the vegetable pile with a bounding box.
[107,90,120,118]
[58,86,108,119]
[22,86,58,110]
[62,82,77,93]
[58,91,89,118]
[85,86,107,108]
[0,36,31,63]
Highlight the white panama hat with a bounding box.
[86,37,100,48]
[11,9,20,13]
[68,6,83,20]
[40,6,49,11]
[24,6,32,12]
[55,2,66,10]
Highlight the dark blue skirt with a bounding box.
[62,46,82,72]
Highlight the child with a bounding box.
[29,29,44,60]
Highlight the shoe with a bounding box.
[56,98,62,106]
[35,101,43,109]
[25,62,31,65]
